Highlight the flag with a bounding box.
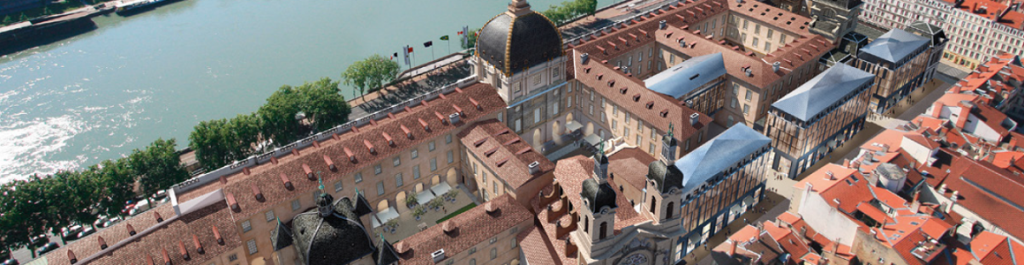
[440,35,449,41]
[407,46,413,53]
[393,52,398,58]
[424,41,433,47]
[458,31,464,35]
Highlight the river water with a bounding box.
[0,0,613,182]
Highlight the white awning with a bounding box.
[372,206,400,228]
[565,121,583,132]
[583,134,603,146]
[430,181,453,196]
[416,189,436,205]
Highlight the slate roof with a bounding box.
[643,53,726,99]
[907,21,947,47]
[476,10,563,75]
[859,28,930,64]
[271,218,293,251]
[647,160,684,193]
[292,197,376,265]
[772,63,874,121]
[674,124,770,194]
[582,178,618,212]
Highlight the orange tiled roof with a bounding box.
[397,194,532,264]
[457,119,555,189]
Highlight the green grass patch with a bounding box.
[435,203,476,224]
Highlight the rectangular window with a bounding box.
[377,181,385,195]
[767,28,774,38]
[395,173,403,187]
[732,83,739,95]
[493,182,498,194]
[247,239,258,255]
[429,141,436,151]
[334,181,343,192]
[411,149,419,159]
[780,34,787,43]
[413,165,421,179]
[753,37,759,47]
[765,42,771,52]
[228,254,238,262]
[430,158,438,171]
[589,105,594,115]
[745,90,752,101]
[613,105,618,116]
[292,199,301,211]
[554,101,560,116]
[515,118,522,132]
[743,104,750,114]
[242,220,252,232]
[731,98,737,109]
[602,97,606,108]
[637,135,642,145]
[741,33,747,43]
[624,128,630,138]
[354,172,363,183]
[447,150,454,164]
[393,156,401,167]
[755,24,761,34]
[446,134,452,144]
[638,120,643,132]
[374,164,382,175]
[534,108,541,123]
[265,210,275,222]
[650,143,656,154]
[743,20,748,29]
[511,238,518,248]
[567,96,572,109]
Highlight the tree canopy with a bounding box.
[461,28,480,50]
[341,54,401,99]
[541,0,599,25]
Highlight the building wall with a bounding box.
[765,79,871,177]
[852,230,914,265]
[796,184,859,246]
[724,13,800,56]
[942,5,1024,70]
[233,119,494,264]
[574,82,710,159]
[853,48,931,113]
[677,145,771,257]
[436,220,532,265]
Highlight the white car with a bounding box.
[61,225,83,239]
[77,227,96,238]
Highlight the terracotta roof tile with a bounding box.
[176,83,506,218]
[457,119,555,188]
[397,194,531,264]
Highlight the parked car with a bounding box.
[100,216,122,228]
[2,258,19,265]
[77,227,96,238]
[61,225,84,239]
[151,190,167,200]
[37,242,59,255]
[129,200,151,216]
[30,234,49,247]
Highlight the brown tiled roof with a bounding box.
[571,52,711,141]
[397,194,531,264]
[550,155,649,233]
[176,83,506,218]
[45,203,240,265]
[457,119,555,189]
[607,147,656,191]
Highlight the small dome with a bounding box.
[292,197,375,265]
[647,160,684,193]
[476,0,563,75]
[581,179,617,212]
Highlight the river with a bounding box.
[0,0,614,182]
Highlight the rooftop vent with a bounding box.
[772,61,781,72]
[449,113,461,124]
[98,236,108,250]
[744,68,753,77]
[127,223,137,236]
[252,184,264,202]
[303,164,313,179]
[364,139,377,154]
[432,249,446,263]
[179,240,190,260]
[212,226,224,245]
[280,173,293,190]
[68,249,77,264]
[383,132,394,147]
[154,211,164,222]
[581,53,590,63]
[226,192,239,212]
[324,155,336,171]
[659,20,667,29]
[529,161,541,174]
[690,113,700,125]
[485,202,499,213]
[193,234,204,254]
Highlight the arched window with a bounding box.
[650,196,657,214]
[666,202,675,218]
[600,222,608,239]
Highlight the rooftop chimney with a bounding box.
[528,161,541,174]
[431,249,446,263]
[581,53,590,64]
[449,113,461,124]
[772,61,781,72]
[690,113,700,125]
[659,20,667,29]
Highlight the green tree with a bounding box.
[96,159,136,219]
[131,138,188,205]
[189,118,235,169]
[258,85,304,146]
[298,78,351,132]
[2,15,12,26]
[341,54,400,99]
[461,28,480,50]
[18,13,28,22]
[228,113,262,159]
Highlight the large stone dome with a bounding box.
[476,0,563,76]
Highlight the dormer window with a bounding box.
[344,147,356,163]
[364,139,376,154]
[382,132,394,146]
[401,124,413,139]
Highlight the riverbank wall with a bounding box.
[0,4,113,55]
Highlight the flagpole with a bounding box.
[431,45,436,62]
[446,39,451,55]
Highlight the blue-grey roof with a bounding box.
[771,64,874,121]
[643,53,726,99]
[673,125,770,195]
[859,28,929,64]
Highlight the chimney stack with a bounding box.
[660,20,667,29]
[690,113,700,125]
[772,61,781,72]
